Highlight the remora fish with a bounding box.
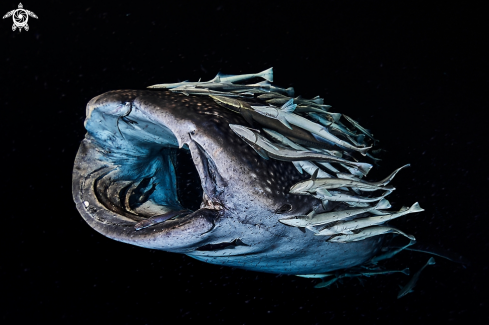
[335,164,410,191]
[397,257,436,299]
[308,112,358,137]
[251,100,372,155]
[262,128,338,175]
[343,114,376,143]
[289,172,395,195]
[266,95,329,108]
[190,81,294,97]
[229,125,373,172]
[210,95,337,149]
[328,226,416,243]
[279,198,391,227]
[216,67,273,83]
[315,202,424,236]
[313,190,393,204]
[369,239,416,264]
[147,67,273,89]
[75,89,385,275]
[244,81,294,96]
[170,86,253,97]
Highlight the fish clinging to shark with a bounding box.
[73,67,460,297]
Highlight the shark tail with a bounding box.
[259,67,273,82]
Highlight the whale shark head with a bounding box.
[73,89,383,275]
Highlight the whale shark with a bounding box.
[73,89,386,275]
[72,69,461,294]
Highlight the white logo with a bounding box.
[3,3,37,32]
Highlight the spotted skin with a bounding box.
[73,90,383,274]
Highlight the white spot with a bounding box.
[84,201,90,207]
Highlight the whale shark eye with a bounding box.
[275,204,292,214]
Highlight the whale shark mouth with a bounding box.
[72,92,228,250]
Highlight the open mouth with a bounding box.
[73,92,228,248]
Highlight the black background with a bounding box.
[2,0,488,323]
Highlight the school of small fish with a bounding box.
[148,68,434,296]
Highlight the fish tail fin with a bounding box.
[377,164,411,186]
[354,162,373,175]
[311,97,324,104]
[286,87,295,96]
[402,268,410,275]
[427,257,436,265]
[259,67,273,82]
[375,198,391,210]
[356,145,372,156]
[281,99,297,113]
[408,202,424,213]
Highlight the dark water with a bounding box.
[2,1,488,323]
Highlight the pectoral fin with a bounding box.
[241,109,256,128]
[316,188,332,197]
[278,116,293,129]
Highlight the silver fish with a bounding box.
[266,95,329,108]
[313,190,393,204]
[147,67,273,89]
[397,257,436,298]
[296,273,334,278]
[289,173,394,195]
[328,226,416,243]
[229,125,373,172]
[369,239,417,264]
[252,100,372,155]
[216,67,273,83]
[279,198,391,227]
[170,86,253,97]
[315,202,424,236]
[262,129,340,176]
[343,114,376,143]
[308,112,358,137]
[336,164,410,191]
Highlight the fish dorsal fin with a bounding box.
[295,95,303,100]
[281,99,297,113]
[311,168,319,180]
[198,78,201,82]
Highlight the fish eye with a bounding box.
[275,204,292,214]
